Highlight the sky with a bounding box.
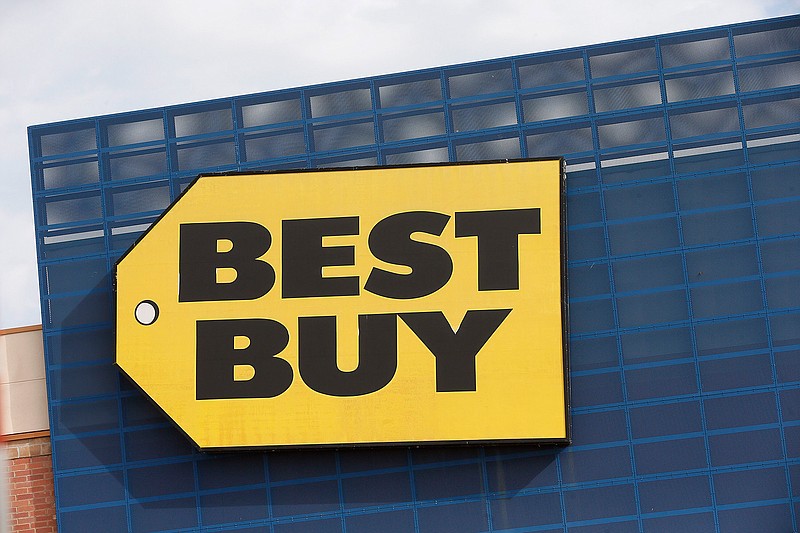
[0,0,797,329]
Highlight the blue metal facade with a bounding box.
[29,15,799,532]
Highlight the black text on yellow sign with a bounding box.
[115,160,569,450]
[183,209,538,399]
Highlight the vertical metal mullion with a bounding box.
[511,59,527,159]
[165,109,180,202]
[554,446,568,531]
[191,452,203,529]
[479,446,494,532]
[441,70,456,162]
[370,79,383,166]
[301,89,314,168]
[96,117,135,533]
[730,27,798,533]
[585,45,646,533]
[407,449,421,533]
[232,98,244,170]
[96,118,112,264]
[29,124,66,533]
[657,33,721,533]
[264,453,276,533]
[335,451,347,533]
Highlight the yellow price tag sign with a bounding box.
[115,160,569,450]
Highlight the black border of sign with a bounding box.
[113,157,571,451]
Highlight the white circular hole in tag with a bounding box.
[135,300,159,326]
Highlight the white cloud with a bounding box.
[0,0,797,328]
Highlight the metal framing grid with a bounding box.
[28,14,800,533]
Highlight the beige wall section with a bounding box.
[0,325,48,435]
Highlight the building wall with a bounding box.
[0,326,48,436]
[6,437,56,533]
[1,325,56,533]
[27,15,800,533]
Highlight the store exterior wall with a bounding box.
[0,326,57,532]
[28,15,799,532]
[6,437,56,533]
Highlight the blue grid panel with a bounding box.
[28,15,799,533]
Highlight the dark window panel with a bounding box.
[709,428,784,466]
[700,353,774,391]
[630,400,703,439]
[417,501,488,533]
[638,475,712,513]
[491,492,562,529]
[704,392,778,430]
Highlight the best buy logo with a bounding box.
[115,160,569,450]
